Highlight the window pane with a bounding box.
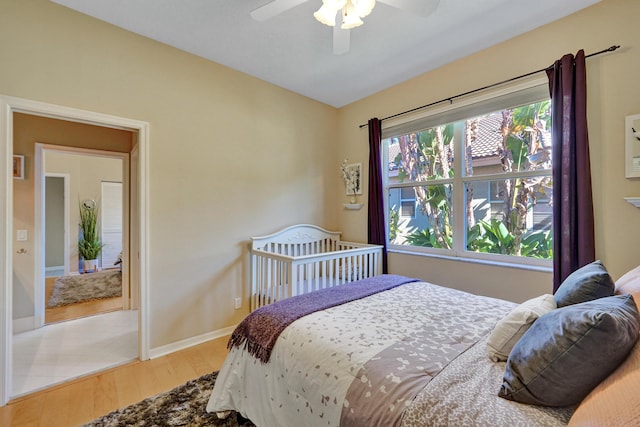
[389,185,453,249]
[465,178,552,259]
[386,123,455,182]
[464,101,551,176]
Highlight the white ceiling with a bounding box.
[50,0,600,108]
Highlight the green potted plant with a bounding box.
[78,199,104,273]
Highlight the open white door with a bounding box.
[101,181,123,269]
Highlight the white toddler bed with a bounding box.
[250,224,383,310]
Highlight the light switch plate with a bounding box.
[17,230,28,241]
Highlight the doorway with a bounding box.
[44,175,67,278]
[0,95,150,406]
[14,139,134,397]
[40,148,127,326]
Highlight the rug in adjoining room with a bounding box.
[47,269,122,308]
[83,371,256,427]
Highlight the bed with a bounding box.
[207,263,640,427]
[250,224,383,310]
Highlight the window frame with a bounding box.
[381,78,552,269]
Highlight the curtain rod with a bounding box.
[358,45,620,129]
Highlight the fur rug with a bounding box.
[47,269,122,308]
[84,372,255,427]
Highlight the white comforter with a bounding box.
[207,281,572,426]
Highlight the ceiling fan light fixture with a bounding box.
[314,4,338,26]
[341,1,364,29]
[352,0,375,18]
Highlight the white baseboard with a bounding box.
[13,316,36,334]
[45,265,64,272]
[148,325,236,359]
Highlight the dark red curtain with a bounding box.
[367,118,388,273]
[546,50,595,292]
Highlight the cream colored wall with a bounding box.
[1,1,338,348]
[337,0,640,302]
[5,0,635,350]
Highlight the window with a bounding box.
[399,187,416,218]
[383,84,552,265]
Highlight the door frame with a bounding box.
[0,95,150,405]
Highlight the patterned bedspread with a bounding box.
[207,280,573,426]
[228,274,418,363]
[402,336,574,426]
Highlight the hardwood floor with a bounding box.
[1,335,230,427]
[45,276,123,324]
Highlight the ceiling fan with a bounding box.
[251,0,440,55]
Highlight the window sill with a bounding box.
[388,248,553,273]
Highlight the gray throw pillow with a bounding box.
[554,260,615,307]
[499,294,640,407]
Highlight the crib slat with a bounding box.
[251,253,257,311]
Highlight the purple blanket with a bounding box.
[228,274,419,363]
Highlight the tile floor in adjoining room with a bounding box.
[12,309,138,398]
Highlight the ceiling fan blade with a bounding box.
[378,0,440,17]
[250,0,309,22]
[333,25,350,55]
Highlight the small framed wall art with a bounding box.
[342,162,362,196]
[13,155,24,180]
[625,114,640,178]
